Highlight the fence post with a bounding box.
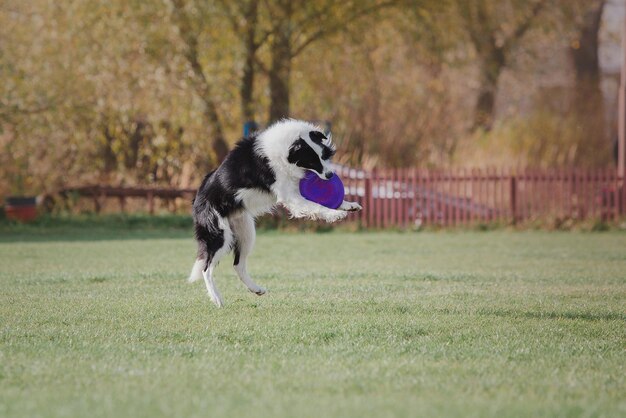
[147,191,155,215]
[92,188,101,214]
[93,186,104,214]
[363,173,371,228]
[510,175,517,225]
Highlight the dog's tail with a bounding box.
[187,259,205,283]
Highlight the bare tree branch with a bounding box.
[254,54,270,74]
[291,0,398,58]
[502,0,548,54]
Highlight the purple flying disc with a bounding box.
[299,171,345,209]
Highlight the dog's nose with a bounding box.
[324,172,333,179]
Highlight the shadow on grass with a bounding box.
[476,308,626,322]
[0,213,340,243]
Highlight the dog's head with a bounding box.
[287,130,336,179]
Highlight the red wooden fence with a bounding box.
[336,167,626,227]
[50,185,196,214]
[54,167,626,227]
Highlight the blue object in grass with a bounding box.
[299,171,345,209]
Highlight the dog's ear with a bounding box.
[309,131,327,145]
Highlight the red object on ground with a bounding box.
[5,197,38,222]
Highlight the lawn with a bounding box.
[1,226,625,417]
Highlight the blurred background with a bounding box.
[1,0,624,225]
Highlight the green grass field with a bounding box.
[1,226,625,417]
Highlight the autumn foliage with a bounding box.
[0,0,614,197]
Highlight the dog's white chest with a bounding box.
[235,188,277,217]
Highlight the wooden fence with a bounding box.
[53,167,626,227]
[50,185,196,214]
[337,166,626,227]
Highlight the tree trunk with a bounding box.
[473,50,505,131]
[463,0,544,132]
[268,31,292,124]
[474,80,497,131]
[101,123,118,173]
[241,46,255,124]
[202,99,229,163]
[240,0,258,123]
[571,0,604,84]
[187,48,229,163]
[570,0,606,153]
[171,0,229,164]
[124,118,151,170]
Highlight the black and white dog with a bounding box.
[188,119,362,307]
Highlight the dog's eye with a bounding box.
[290,139,304,152]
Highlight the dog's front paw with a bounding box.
[325,209,348,223]
[340,201,362,212]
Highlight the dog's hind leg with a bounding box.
[202,263,224,308]
[195,213,233,307]
[230,214,266,296]
[188,259,204,283]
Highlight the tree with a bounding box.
[217,0,263,123]
[455,0,549,131]
[567,0,608,155]
[257,0,398,123]
[569,0,605,124]
[170,0,229,162]
[570,0,604,83]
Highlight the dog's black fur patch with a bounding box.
[321,146,335,161]
[193,207,225,271]
[287,138,324,175]
[309,131,335,161]
[232,240,241,266]
[193,134,276,268]
[309,130,327,145]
